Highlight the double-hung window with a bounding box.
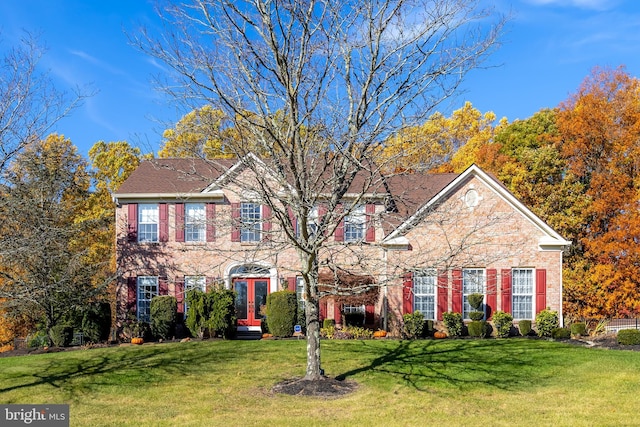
[241,202,261,242]
[137,276,159,322]
[512,268,534,319]
[138,204,159,242]
[184,275,206,317]
[463,269,485,319]
[344,205,365,242]
[185,203,206,242]
[414,270,437,320]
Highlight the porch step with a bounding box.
[235,331,263,340]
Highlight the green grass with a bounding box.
[1,338,639,426]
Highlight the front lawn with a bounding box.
[0,338,638,426]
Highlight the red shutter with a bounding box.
[127,204,138,242]
[365,304,375,325]
[206,203,216,242]
[262,205,272,241]
[320,300,327,321]
[175,279,185,314]
[159,203,169,242]
[334,301,342,325]
[365,204,375,242]
[127,277,137,314]
[175,203,185,242]
[402,272,414,314]
[536,269,547,314]
[437,270,448,320]
[335,204,344,242]
[486,268,497,319]
[501,269,512,314]
[452,269,462,313]
[287,276,297,291]
[231,203,241,242]
[159,277,168,295]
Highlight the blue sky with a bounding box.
[0,0,638,157]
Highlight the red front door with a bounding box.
[234,278,269,327]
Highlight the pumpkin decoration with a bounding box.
[262,333,273,339]
[131,337,144,345]
[373,330,387,338]
[434,331,447,339]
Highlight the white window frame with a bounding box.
[137,276,159,322]
[184,275,206,317]
[241,202,261,242]
[414,269,437,321]
[463,268,485,320]
[138,203,159,242]
[512,268,534,320]
[344,205,365,242]
[185,203,206,242]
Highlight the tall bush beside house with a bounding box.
[150,296,178,340]
[535,309,559,338]
[81,302,112,343]
[266,290,297,338]
[442,312,463,337]
[185,289,209,339]
[403,311,425,339]
[209,289,237,339]
[492,311,513,338]
[467,293,488,337]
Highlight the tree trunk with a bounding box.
[304,296,323,380]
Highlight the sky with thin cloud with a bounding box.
[0,0,638,156]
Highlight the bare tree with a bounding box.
[134,0,505,381]
[0,32,88,175]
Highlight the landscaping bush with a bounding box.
[442,312,463,337]
[209,289,237,339]
[570,322,587,337]
[27,330,48,348]
[322,325,374,340]
[403,311,425,339]
[552,327,571,340]
[535,309,559,338]
[468,293,485,322]
[492,311,513,338]
[469,311,485,321]
[467,320,489,338]
[81,302,112,343]
[518,319,532,336]
[266,290,297,338]
[49,325,73,347]
[185,289,210,339]
[323,319,336,329]
[320,325,336,339]
[617,329,640,345]
[150,296,178,340]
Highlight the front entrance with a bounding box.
[234,278,269,327]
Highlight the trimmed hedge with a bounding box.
[467,320,489,338]
[266,290,297,338]
[150,295,178,340]
[552,327,571,340]
[403,311,425,339]
[535,309,559,338]
[617,329,640,345]
[492,311,513,338]
[443,312,463,337]
[518,319,532,336]
[570,322,587,337]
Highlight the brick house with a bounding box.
[113,156,570,335]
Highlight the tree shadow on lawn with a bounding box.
[332,338,566,393]
[0,341,241,400]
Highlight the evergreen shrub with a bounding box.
[535,309,559,338]
[403,311,425,339]
[518,319,532,336]
[266,290,297,337]
[82,302,112,343]
[442,312,463,337]
[150,296,177,340]
[617,329,640,345]
[49,325,73,347]
[492,311,513,338]
[551,327,571,340]
[570,322,587,337]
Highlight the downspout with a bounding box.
[383,248,388,331]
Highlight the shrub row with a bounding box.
[185,288,237,339]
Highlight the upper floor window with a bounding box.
[185,203,206,242]
[512,268,534,320]
[137,276,158,322]
[414,270,436,320]
[138,204,158,242]
[463,268,485,319]
[241,202,262,242]
[344,205,365,242]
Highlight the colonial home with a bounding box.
[113,156,570,335]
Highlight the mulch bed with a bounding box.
[272,376,358,397]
